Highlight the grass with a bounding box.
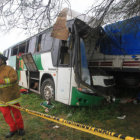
[0,93,140,140]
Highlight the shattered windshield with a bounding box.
[80,38,91,85]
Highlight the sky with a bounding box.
[0,0,94,53]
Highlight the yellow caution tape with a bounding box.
[0,101,140,140]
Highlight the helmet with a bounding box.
[0,53,8,61]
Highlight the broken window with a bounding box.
[51,38,60,66]
[28,37,37,54]
[35,34,42,52]
[41,30,53,52]
[25,41,29,53]
[18,42,26,55]
[59,40,70,65]
[12,46,19,56]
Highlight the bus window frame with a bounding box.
[18,42,26,55]
[5,49,9,57]
[40,30,53,53]
[3,50,6,56]
[51,38,60,67]
[8,48,11,58]
[25,40,29,53]
[57,40,72,67]
[34,34,42,53]
[11,45,19,56]
[28,36,37,54]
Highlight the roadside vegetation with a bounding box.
[0,93,140,140]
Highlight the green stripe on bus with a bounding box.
[33,54,43,70]
[71,87,104,106]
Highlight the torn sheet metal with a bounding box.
[51,8,69,40]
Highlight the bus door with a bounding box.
[22,53,40,94]
[56,41,72,105]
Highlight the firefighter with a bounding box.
[0,53,25,138]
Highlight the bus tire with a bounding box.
[40,78,55,101]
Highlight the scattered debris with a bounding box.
[67,113,72,118]
[120,98,135,104]
[40,101,54,109]
[45,108,49,113]
[20,88,28,94]
[53,125,60,129]
[40,101,54,113]
[117,115,126,120]
[119,93,140,104]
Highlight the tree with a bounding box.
[87,0,140,27]
[0,0,71,35]
[0,0,139,34]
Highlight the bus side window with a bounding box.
[51,38,60,66]
[41,31,53,52]
[18,42,26,55]
[25,41,29,53]
[59,41,70,65]
[36,34,42,52]
[8,49,11,58]
[11,46,19,56]
[7,49,9,58]
[28,37,37,54]
[5,49,9,57]
[3,50,6,56]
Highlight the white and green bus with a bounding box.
[3,18,114,106]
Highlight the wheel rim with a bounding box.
[43,84,54,100]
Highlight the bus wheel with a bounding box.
[41,79,55,101]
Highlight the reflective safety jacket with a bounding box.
[0,64,20,106]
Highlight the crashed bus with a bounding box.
[3,13,115,106]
